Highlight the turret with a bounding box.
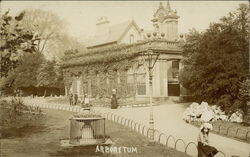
[151,1,179,41]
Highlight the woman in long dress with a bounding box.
[197,123,218,157]
[111,89,118,109]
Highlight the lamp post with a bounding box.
[141,43,160,144]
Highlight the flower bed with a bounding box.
[182,102,228,123]
[182,102,250,142]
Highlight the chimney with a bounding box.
[95,17,110,36]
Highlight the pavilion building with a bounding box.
[62,2,186,101]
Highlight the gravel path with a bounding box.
[93,104,250,157]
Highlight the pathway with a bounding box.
[22,97,250,157]
[93,104,250,157]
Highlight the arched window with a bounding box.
[129,34,134,44]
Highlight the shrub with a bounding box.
[0,97,43,130]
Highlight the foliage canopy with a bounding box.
[179,4,249,112]
[0,10,40,77]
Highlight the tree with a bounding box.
[179,4,249,112]
[0,10,67,96]
[54,62,65,89]
[20,9,85,60]
[0,10,40,77]
[20,9,66,58]
[14,53,45,88]
[1,52,64,96]
[37,60,57,87]
[51,34,86,60]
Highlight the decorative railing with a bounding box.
[191,121,250,142]
[24,102,229,157]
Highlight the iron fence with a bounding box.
[24,102,229,157]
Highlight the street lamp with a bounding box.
[141,41,160,144]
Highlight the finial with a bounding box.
[159,2,164,9]
[166,0,171,11]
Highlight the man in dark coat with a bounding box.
[74,94,78,106]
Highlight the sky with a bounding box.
[1,1,248,41]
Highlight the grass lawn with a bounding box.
[1,109,190,157]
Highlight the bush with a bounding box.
[179,4,249,112]
[182,102,245,123]
[0,97,43,131]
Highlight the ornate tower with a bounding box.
[151,1,179,41]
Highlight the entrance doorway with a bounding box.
[168,83,180,96]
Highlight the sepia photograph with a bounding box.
[0,1,249,157]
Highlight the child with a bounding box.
[84,94,90,107]
[197,123,218,157]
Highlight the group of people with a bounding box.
[69,93,78,106]
[69,93,90,107]
[69,89,118,109]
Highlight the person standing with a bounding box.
[111,89,118,109]
[69,92,73,106]
[80,94,85,108]
[74,94,78,106]
[197,123,218,157]
[84,94,90,107]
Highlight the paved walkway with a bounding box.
[22,98,250,157]
[93,104,250,157]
